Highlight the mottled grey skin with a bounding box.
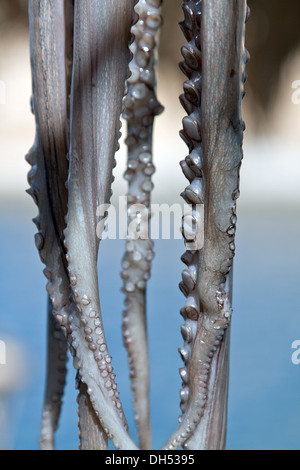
[121,0,163,450]
[162,0,248,450]
[27,0,70,450]
[64,0,138,450]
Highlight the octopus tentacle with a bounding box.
[64,0,138,450]
[64,0,74,135]
[121,0,164,450]
[185,313,232,449]
[65,0,107,448]
[77,380,108,450]
[39,298,68,450]
[185,7,250,450]
[27,0,71,450]
[162,0,247,450]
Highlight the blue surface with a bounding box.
[0,202,299,450]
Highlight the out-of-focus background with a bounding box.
[0,0,299,450]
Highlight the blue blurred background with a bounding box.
[0,0,300,450]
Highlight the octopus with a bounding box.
[26,0,249,450]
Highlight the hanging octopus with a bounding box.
[26,0,249,450]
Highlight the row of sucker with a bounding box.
[121,0,163,450]
[178,0,203,428]
[63,0,139,450]
[183,6,250,451]
[162,0,249,450]
[39,300,68,450]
